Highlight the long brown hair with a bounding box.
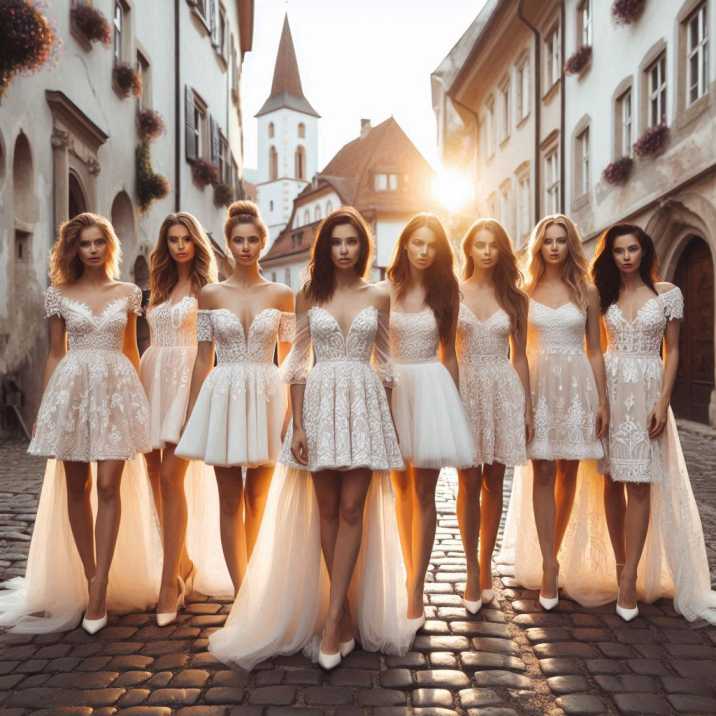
[522,214,590,309]
[387,213,460,344]
[149,212,217,306]
[49,212,121,286]
[303,206,373,304]
[462,218,527,335]
[224,199,268,247]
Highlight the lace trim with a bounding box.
[45,286,62,318]
[197,310,213,342]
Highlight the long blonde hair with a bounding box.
[149,212,217,306]
[522,214,590,309]
[49,213,121,286]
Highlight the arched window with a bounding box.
[13,132,35,224]
[110,190,136,248]
[325,200,333,214]
[294,145,305,180]
[298,122,306,138]
[303,209,310,225]
[269,145,278,181]
[314,205,321,222]
[268,122,275,138]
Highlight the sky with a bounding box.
[241,0,486,173]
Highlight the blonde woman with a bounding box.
[0,213,160,634]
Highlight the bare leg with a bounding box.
[479,462,505,591]
[408,468,440,619]
[244,465,274,559]
[214,467,245,594]
[390,468,414,579]
[554,459,579,553]
[144,449,163,532]
[87,459,124,619]
[64,461,96,585]
[457,467,482,602]
[603,475,627,583]
[532,459,558,598]
[620,482,651,608]
[157,444,191,613]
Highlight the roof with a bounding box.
[256,14,319,118]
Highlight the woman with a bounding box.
[592,224,716,622]
[176,201,294,599]
[497,214,608,610]
[140,212,228,626]
[381,213,474,620]
[0,213,160,633]
[209,207,412,671]
[456,219,532,611]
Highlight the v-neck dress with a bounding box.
[175,307,294,467]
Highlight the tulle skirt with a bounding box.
[391,360,474,469]
[208,465,416,670]
[0,458,162,633]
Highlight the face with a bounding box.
[612,234,643,274]
[540,223,569,266]
[229,222,263,265]
[469,228,499,271]
[167,223,196,265]
[330,222,362,270]
[77,225,108,269]
[405,226,438,271]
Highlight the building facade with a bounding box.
[0,0,254,434]
[433,0,716,426]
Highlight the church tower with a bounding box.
[256,14,320,243]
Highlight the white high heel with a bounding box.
[339,638,356,658]
[407,613,426,631]
[539,564,560,611]
[616,587,639,622]
[318,647,341,670]
[462,596,483,615]
[81,613,107,635]
[156,576,186,627]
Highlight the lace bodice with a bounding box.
[457,305,510,363]
[45,285,142,351]
[146,296,197,347]
[528,300,585,356]
[390,309,439,362]
[604,287,684,356]
[197,308,294,364]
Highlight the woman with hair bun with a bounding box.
[176,200,294,600]
[0,213,160,634]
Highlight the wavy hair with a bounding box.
[590,223,659,313]
[462,218,528,336]
[224,200,268,247]
[522,214,590,309]
[49,212,121,286]
[149,212,218,306]
[303,206,373,304]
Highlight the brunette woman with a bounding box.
[456,219,532,612]
[381,213,473,621]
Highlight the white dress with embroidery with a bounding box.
[176,308,294,467]
[209,305,414,669]
[389,309,474,469]
[0,286,161,633]
[456,304,526,467]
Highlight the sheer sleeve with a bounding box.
[128,285,143,316]
[661,286,684,321]
[197,310,213,343]
[278,312,296,343]
[44,286,62,319]
[281,311,311,384]
[372,306,395,388]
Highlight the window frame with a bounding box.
[686,3,709,105]
[647,52,668,127]
[545,23,561,90]
[575,126,590,197]
[516,56,530,123]
[374,173,388,191]
[578,0,592,48]
[499,77,511,142]
[113,1,124,64]
[516,169,531,245]
[544,146,560,215]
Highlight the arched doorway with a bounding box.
[68,172,87,219]
[672,237,715,423]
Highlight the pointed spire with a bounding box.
[256,14,320,118]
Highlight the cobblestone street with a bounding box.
[1,422,715,715]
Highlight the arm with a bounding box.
[372,289,395,404]
[42,316,67,394]
[122,314,141,371]
[183,291,216,426]
[438,304,460,388]
[510,298,534,443]
[276,288,296,440]
[585,286,609,439]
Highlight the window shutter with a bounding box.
[210,116,220,166]
[185,86,196,161]
[210,0,219,46]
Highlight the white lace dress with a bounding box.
[456,304,526,467]
[176,308,294,468]
[390,308,474,469]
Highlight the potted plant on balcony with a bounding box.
[113,61,142,98]
[633,124,669,157]
[612,0,647,25]
[565,45,592,75]
[137,108,165,141]
[191,158,219,188]
[70,4,111,46]
[602,157,634,185]
[213,182,234,207]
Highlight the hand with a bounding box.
[647,400,668,439]
[596,403,609,440]
[524,409,534,444]
[291,427,309,465]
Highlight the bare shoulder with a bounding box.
[655,281,676,295]
[267,281,294,311]
[366,282,391,311]
[114,280,140,298]
[197,282,224,309]
[585,283,601,306]
[294,287,310,313]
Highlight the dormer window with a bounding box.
[374,173,399,191]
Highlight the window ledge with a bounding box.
[675,92,711,131]
[571,191,591,212]
[516,113,530,130]
[542,79,561,104]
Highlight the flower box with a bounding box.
[602,157,634,185]
[633,124,669,157]
[565,45,592,75]
[70,4,111,46]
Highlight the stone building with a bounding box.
[433,0,716,426]
[0,0,255,434]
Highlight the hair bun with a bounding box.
[229,200,259,218]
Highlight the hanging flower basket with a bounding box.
[192,158,219,188]
[602,157,634,185]
[113,62,142,98]
[612,0,646,25]
[70,4,111,46]
[213,182,234,207]
[137,108,165,141]
[565,45,592,75]
[633,124,669,157]
[136,141,170,211]
[0,0,57,97]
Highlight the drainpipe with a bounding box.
[174,0,181,212]
[559,0,566,213]
[517,0,541,224]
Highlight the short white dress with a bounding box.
[390,308,474,469]
[176,308,294,467]
[456,304,526,467]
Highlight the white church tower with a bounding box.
[256,15,320,243]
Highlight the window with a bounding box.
[648,53,667,126]
[687,3,708,105]
[499,183,511,233]
[295,146,306,180]
[218,134,229,184]
[575,127,590,196]
[544,148,560,214]
[486,98,496,157]
[195,0,207,19]
[388,174,399,191]
[303,209,310,225]
[298,122,306,138]
[326,200,334,214]
[578,0,592,47]
[314,205,322,221]
[269,146,278,181]
[230,35,240,103]
[516,59,529,122]
[374,173,388,191]
[546,24,561,88]
[113,1,124,63]
[268,122,275,139]
[136,51,151,110]
[500,79,511,141]
[185,87,206,161]
[517,173,530,243]
[617,89,633,157]
[218,4,227,60]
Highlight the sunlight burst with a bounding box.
[432,169,474,214]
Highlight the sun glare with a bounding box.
[432,168,474,213]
